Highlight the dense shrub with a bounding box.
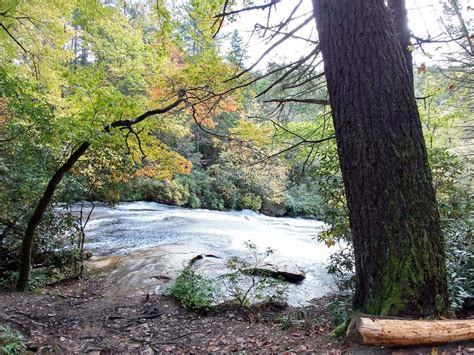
[116,168,271,212]
[284,181,325,217]
[0,208,82,289]
[177,163,280,212]
[430,148,473,311]
[165,267,215,312]
[118,178,190,206]
[177,169,227,210]
[239,194,262,211]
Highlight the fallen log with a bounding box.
[346,313,474,347]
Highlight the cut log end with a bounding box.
[346,313,474,347]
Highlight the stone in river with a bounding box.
[243,261,305,283]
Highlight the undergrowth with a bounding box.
[0,325,26,355]
[165,267,214,312]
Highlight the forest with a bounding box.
[0,0,473,353]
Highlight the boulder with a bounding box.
[107,247,193,292]
[260,201,287,217]
[244,261,305,283]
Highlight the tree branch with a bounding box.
[106,91,185,131]
[214,0,281,19]
[264,98,329,105]
[225,16,313,82]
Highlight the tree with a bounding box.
[312,0,450,316]
[1,0,245,290]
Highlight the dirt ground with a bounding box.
[0,278,473,354]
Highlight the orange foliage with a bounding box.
[417,63,427,74]
[149,86,167,102]
[133,159,191,179]
[190,102,217,128]
[133,164,162,178]
[188,95,238,128]
[0,97,8,125]
[221,96,238,112]
[148,45,240,130]
[170,48,185,67]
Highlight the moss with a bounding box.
[330,318,350,338]
[365,237,452,317]
[365,245,426,316]
[435,293,450,316]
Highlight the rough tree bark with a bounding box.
[387,0,413,87]
[17,141,91,291]
[312,0,449,316]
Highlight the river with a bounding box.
[80,201,337,306]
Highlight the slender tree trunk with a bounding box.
[15,94,184,291]
[17,141,90,291]
[312,0,449,316]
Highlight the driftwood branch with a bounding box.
[346,314,474,347]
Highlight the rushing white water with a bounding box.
[80,201,337,306]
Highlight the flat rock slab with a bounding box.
[105,244,220,296]
[84,244,306,299]
[243,262,306,283]
[84,244,215,295]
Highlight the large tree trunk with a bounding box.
[17,141,90,291]
[312,0,449,316]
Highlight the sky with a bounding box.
[220,0,472,69]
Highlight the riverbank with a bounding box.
[0,277,343,353]
[1,278,473,353]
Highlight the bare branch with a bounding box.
[0,19,39,78]
[412,34,465,45]
[212,0,230,38]
[264,98,329,105]
[190,105,228,140]
[255,135,335,163]
[107,91,185,130]
[225,16,314,82]
[255,47,320,98]
[282,72,325,90]
[214,0,281,19]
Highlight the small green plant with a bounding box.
[166,267,214,312]
[220,241,288,308]
[274,314,293,330]
[0,325,26,355]
[327,293,353,337]
[0,269,53,291]
[239,194,262,211]
[328,294,352,326]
